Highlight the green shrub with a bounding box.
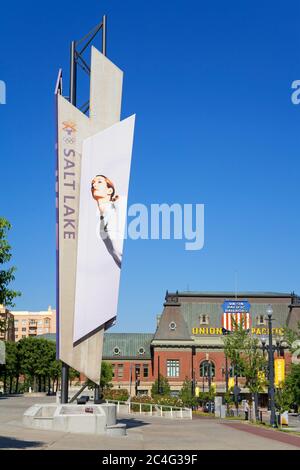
[103,388,129,402]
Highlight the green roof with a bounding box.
[39,333,56,342]
[103,333,153,359]
[173,291,293,298]
[37,332,154,359]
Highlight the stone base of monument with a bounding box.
[23,403,126,436]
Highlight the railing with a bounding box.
[105,399,192,420]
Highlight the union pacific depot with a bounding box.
[102,291,300,398]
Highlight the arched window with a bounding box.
[199,360,215,378]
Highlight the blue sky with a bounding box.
[0,0,300,333]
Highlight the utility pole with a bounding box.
[267,305,277,427]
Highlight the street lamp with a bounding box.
[192,369,196,397]
[135,369,140,396]
[208,361,212,390]
[262,304,277,428]
[202,363,205,392]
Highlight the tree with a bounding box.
[87,361,114,393]
[275,386,294,414]
[4,341,20,393]
[179,377,197,408]
[0,340,20,393]
[283,322,300,354]
[151,374,170,397]
[49,356,61,393]
[223,319,267,420]
[18,337,59,392]
[284,364,300,411]
[100,361,113,390]
[69,367,80,387]
[0,337,62,394]
[0,218,21,307]
[223,321,248,384]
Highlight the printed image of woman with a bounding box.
[91,175,123,268]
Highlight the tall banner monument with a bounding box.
[55,19,135,390]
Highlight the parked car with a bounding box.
[203,401,215,413]
[77,395,90,405]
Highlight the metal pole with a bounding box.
[135,367,139,396]
[268,314,277,427]
[225,355,228,393]
[192,370,195,397]
[225,356,229,415]
[102,15,107,56]
[70,40,77,106]
[94,384,101,403]
[129,363,132,397]
[69,381,88,403]
[191,346,195,396]
[157,356,161,394]
[61,362,69,404]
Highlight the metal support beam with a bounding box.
[61,362,69,404]
[94,384,101,403]
[69,381,88,404]
[70,40,77,106]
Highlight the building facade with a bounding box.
[104,291,300,397]
[12,306,56,341]
[0,305,15,341]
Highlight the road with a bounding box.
[0,396,299,450]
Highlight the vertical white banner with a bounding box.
[73,115,135,344]
[56,47,125,384]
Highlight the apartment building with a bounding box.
[12,306,56,341]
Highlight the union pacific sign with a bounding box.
[192,327,284,335]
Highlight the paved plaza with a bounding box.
[0,396,300,450]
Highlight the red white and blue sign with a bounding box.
[222,300,251,331]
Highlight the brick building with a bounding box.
[104,291,300,397]
[39,291,300,398]
[103,333,154,396]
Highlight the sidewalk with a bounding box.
[0,396,299,450]
[222,420,300,448]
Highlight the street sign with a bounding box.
[275,358,285,388]
[228,377,235,389]
[233,385,241,397]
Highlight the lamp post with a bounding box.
[135,371,140,397]
[265,304,277,428]
[222,360,230,414]
[225,355,229,394]
[157,356,160,394]
[208,361,212,390]
[129,364,132,398]
[192,369,196,397]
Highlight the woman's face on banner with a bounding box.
[91,175,113,200]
